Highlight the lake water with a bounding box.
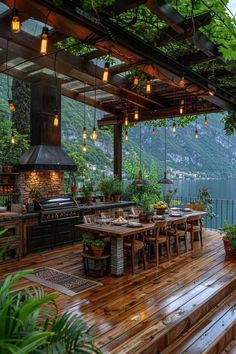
[173,178,236,228]
[174,178,236,200]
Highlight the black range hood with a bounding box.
[19,74,76,172]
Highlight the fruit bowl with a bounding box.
[153,201,167,215]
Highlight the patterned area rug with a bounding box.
[25,267,102,296]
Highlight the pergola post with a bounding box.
[114,123,122,180]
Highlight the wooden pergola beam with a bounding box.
[98,104,220,126]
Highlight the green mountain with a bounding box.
[0,74,235,179]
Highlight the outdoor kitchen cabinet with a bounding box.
[0,219,22,262]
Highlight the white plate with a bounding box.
[170,207,181,211]
[112,221,128,226]
[153,215,165,220]
[169,213,183,217]
[182,208,192,212]
[127,222,143,228]
[96,218,111,224]
[0,207,7,212]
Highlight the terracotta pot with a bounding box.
[91,246,104,257]
[3,165,14,173]
[139,212,153,223]
[222,237,236,258]
[71,185,78,194]
[104,195,111,203]
[113,194,121,203]
[155,208,166,215]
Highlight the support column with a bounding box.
[114,123,122,180]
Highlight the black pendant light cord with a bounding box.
[139,124,142,169]
[6,38,10,100]
[54,52,58,112]
[83,81,86,127]
[164,125,167,174]
[94,58,98,127]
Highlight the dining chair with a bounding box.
[124,233,146,274]
[83,213,99,224]
[186,215,203,250]
[145,220,169,266]
[168,217,188,256]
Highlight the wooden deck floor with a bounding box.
[0,229,236,353]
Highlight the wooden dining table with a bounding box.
[76,210,207,276]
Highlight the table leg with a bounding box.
[111,237,124,276]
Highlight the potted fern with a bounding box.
[91,239,105,257]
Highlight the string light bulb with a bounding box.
[179,74,186,88]
[204,114,208,126]
[125,130,128,141]
[134,76,139,86]
[180,99,184,114]
[40,26,49,55]
[124,115,128,127]
[82,142,87,152]
[134,106,139,120]
[91,127,97,140]
[11,135,16,145]
[146,80,151,94]
[53,113,59,127]
[82,126,87,140]
[102,61,110,83]
[208,89,215,96]
[172,121,176,134]
[195,129,199,139]
[8,100,15,113]
[11,8,21,33]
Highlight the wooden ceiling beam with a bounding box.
[177,51,215,66]
[98,104,220,126]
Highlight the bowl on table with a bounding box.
[0,207,7,212]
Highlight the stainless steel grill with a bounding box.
[34,197,80,223]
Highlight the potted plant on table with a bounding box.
[91,239,105,257]
[135,193,154,223]
[220,222,236,258]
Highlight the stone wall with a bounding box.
[18,171,64,203]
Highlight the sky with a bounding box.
[228,0,236,15]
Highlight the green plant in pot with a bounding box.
[111,177,123,203]
[82,181,94,204]
[83,233,95,254]
[220,222,236,258]
[91,239,105,257]
[98,177,114,202]
[134,193,153,223]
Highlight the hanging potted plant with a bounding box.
[91,239,105,257]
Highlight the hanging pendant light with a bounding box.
[172,121,176,134]
[146,80,151,94]
[133,124,145,187]
[134,106,139,120]
[102,62,110,83]
[204,114,208,126]
[125,130,128,141]
[158,126,173,184]
[82,142,87,152]
[134,75,139,86]
[82,82,87,139]
[53,113,59,127]
[10,134,16,145]
[179,74,186,88]
[11,6,21,33]
[91,60,98,141]
[152,127,157,135]
[40,26,49,55]
[124,115,128,126]
[195,129,199,139]
[53,53,60,128]
[180,99,184,114]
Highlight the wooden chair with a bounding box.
[130,207,143,217]
[187,215,203,250]
[83,213,99,224]
[124,233,146,274]
[168,217,188,256]
[145,221,169,266]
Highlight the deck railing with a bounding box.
[171,196,236,229]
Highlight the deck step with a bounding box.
[161,289,236,354]
[107,271,236,354]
